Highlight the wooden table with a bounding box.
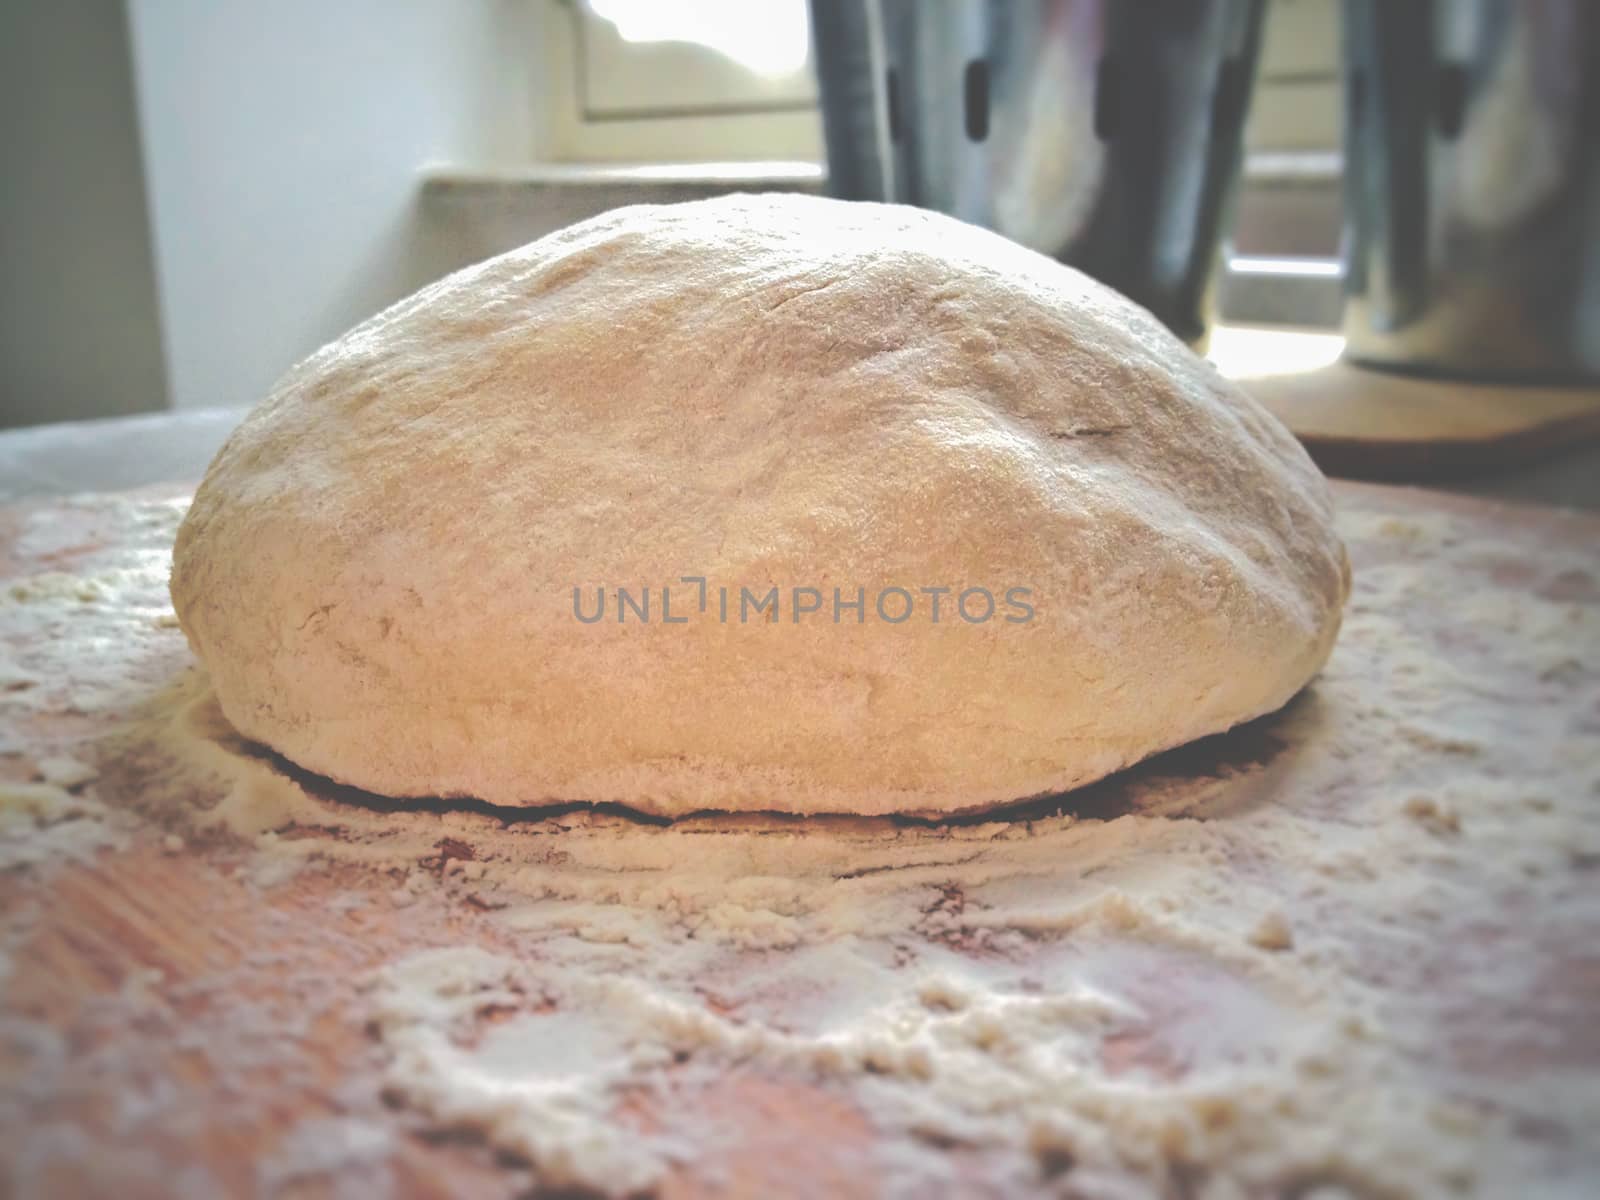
[2,479,1597,1199]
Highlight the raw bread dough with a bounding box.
[171,193,1348,816]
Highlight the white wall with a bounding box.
[1,0,170,429]
[127,0,541,411]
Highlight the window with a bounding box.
[546,0,1338,168]
[540,0,822,162]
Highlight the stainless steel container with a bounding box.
[1341,0,1600,382]
[811,0,1266,344]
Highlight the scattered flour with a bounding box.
[365,947,676,1193]
[33,755,99,790]
[0,780,123,870]
[2,489,1599,1197]
[257,1117,394,1197]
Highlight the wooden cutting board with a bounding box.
[1238,359,1600,481]
[1,479,1596,1199]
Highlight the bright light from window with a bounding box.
[1208,325,1346,380]
[586,0,811,76]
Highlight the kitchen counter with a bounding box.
[2,474,1596,1196]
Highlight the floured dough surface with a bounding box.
[171,193,1348,815]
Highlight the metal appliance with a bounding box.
[811,0,1267,344]
[1341,0,1600,381]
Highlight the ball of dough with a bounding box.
[172,194,1349,817]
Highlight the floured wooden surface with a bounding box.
[1,481,1598,1198]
